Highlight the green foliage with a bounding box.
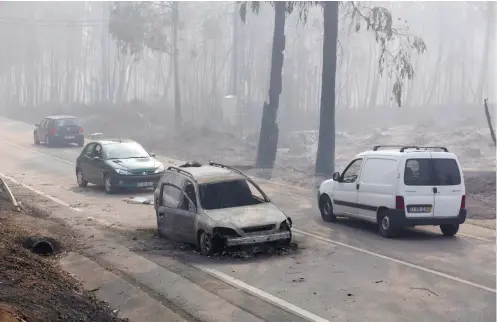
[109,2,173,58]
[346,2,427,107]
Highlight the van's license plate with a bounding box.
[407,206,431,213]
[137,182,153,187]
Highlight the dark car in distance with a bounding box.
[75,139,165,194]
[34,115,85,147]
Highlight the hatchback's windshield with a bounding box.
[103,142,150,159]
[404,158,461,186]
[199,179,266,210]
[55,118,78,127]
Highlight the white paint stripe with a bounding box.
[455,232,494,242]
[293,229,496,293]
[1,173,87,215]
[1,140,76,165]
[194,265,330,322]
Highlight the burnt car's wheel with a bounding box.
[319,195,337,222]
[199,232,220,256]
[34,132,40,145]
[440,224,459,237]
[104,175,114,194]
[76,168,88,188]
[279,221,292,246]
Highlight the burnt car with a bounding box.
[153,162,293,255]
[34,115,84,147]
[76,139,164,193]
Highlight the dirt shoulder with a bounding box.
[0,201,126,322]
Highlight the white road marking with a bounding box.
[1,139,495,293]
[293,229,496,294]
[195,265,330,322]
[2,140,76,165]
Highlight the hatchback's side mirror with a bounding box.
[332,172,341,181]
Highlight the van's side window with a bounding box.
[341,159,363,183]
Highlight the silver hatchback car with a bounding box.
[153,162,293,255]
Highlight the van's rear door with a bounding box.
[430,153,464,218]
[402,153,435,218]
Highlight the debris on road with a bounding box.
[22,236,60,256]
[124,196,153,205]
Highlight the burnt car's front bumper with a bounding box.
[225,231,291,246]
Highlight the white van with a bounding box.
[317,145,467,238]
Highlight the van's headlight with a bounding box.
[115,169,132,175]
[154,164,165,173]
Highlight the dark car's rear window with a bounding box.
[404,158,461,186]
[54,118,79,127]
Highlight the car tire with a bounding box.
[440,224,459,237]
[77,138,84,147]
[34,132,40,145]
[199,232,220,256]
[378,211,397,238]
[319,195,337,222]
[104,175,114,194]
[76,168,88,188]
[45,135,51,146]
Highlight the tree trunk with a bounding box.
[484,99,496,146]
[476,2,493,102]
[172,2,182,130]
[230,1,239,95]
[255,1,286,172]
[315,1,339,177]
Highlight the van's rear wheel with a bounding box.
[378,211,397,238]
[319,195,336,222]
[440,224,459,237]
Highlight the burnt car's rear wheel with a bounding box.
[199,232,221,256]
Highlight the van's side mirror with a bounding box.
[35,123,39,127]
[332,172,341,181]
[149,152,156,157]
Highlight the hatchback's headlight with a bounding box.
[115,168,132,175]
[154,164,165,173]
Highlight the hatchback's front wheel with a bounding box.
[199,232,221,256]
[76,168,88,188]
[104,175,114,194]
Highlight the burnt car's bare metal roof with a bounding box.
[173,165,246,184]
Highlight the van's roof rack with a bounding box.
[167,166,196,180]
[373,145,449,152]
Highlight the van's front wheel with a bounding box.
[440,224,459,237]
[319,195,336,222]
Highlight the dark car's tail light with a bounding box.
[79,127,84,133]
[395,196,405,210]
[461,195,466,209]
[50,128,57,134]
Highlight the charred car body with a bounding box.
[153,162,293,255]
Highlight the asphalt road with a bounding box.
[0,117,495,322]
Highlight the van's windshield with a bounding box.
[404,158,461,186]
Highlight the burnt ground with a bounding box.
[0,201,126,322]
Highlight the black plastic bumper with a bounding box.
[391,209,467,226]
